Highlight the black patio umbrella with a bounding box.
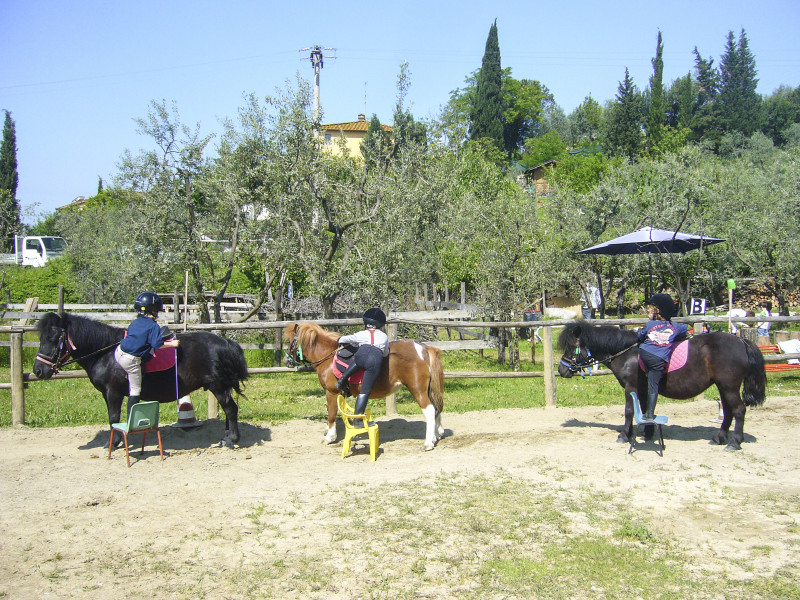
[578,226,725,298]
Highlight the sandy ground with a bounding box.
[1,395,798,599]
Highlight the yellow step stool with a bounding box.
[337,394,380,461]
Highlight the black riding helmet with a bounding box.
[647,293,676,320]
[363,307,387,329]
[134,291,164,316]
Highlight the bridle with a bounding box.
[559,342,599,378]
[559,337,639,378]
[35,325,76,374]
[35,321,121,374]
[284,328,334,370]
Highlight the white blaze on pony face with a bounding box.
[414,342,426,361]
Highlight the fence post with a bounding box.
[11,330,25,426]
[385,323,398,415]
[58,285,65,316]
[207,390,218,419]
[173,289,180,324]
[543,326,556,408]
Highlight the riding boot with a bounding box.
[127,395,140,420]
[336,362,360,397]
[643,391,658,422]
[354,393,369,415]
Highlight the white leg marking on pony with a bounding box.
[422,404,437,451]
[323,424,337,444]
[414,342,426,361]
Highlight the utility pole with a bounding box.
[299,45,336,123]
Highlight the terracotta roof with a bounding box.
[321,115,392,133]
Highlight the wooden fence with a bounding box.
[3,307,800,427]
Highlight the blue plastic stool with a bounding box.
[629,392,668,456]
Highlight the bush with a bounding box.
[1,260,81,304]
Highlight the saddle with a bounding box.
[638,339,689,373]
[331,344,364,385]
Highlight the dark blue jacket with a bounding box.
[638,320,689,362]
[119,315,163,358]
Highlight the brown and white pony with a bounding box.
[284,322,445,450]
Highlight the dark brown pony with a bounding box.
[284,322,445,450]
[557,321,766,451]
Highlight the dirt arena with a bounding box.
[1,395,798,599]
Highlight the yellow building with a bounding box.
[320,114,392,156]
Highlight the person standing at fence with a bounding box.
[637,294,689,422]
[335,308,389,416]
[757,301,773,338]
[114,292,180,418]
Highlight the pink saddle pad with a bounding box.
[123,332,177,373]
[638,339,689,373]
[332,355,364,385]
[143,346,176,373]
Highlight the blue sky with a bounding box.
[2,0,799,220]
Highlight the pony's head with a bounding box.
[283,322,339,367]
[557,321,590,378]
[34,312,71,379]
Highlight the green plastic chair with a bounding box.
[107,401,164,467]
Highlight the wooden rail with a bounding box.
[5,311,800,426]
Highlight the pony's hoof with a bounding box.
[724,443,741,452]
[219,439,236,449]
[322,436,336,445]
[616,433,628,444]
[423,442,435,451]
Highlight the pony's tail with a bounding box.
[742,338,767,407]
[219,338,250,395]
[425,346,445,415]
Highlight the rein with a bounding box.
[284,332,335,370]
[35,325,121,373]
[560,340,639,378]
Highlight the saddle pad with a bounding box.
[143,347,177,373]
[638,339,689,373]
[332,354,364,385]
[123,332,177,373]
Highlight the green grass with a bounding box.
[2,338,799,428]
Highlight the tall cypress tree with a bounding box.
[0,110,21,252]
[719,29,761,135]
[605,68,644,160]
[647,30,665,149]
[690,47,722,142]
[470,20,504,149]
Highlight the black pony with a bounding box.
[33,312,249,448]
[557,321,766,451]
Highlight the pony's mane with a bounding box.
[558,320,638,355]
[40,312,125,350]
[297,321,340,351]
